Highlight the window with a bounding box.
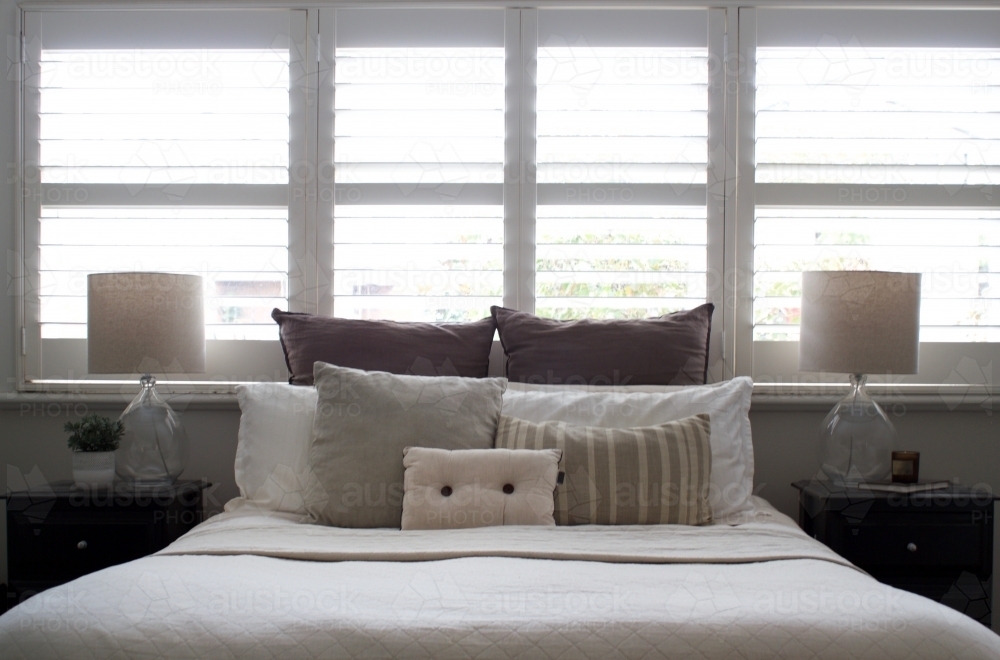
[327,9,506,322]
[20,5,999,391]
[754,207,1000,343]
[321,8,724,340]
[21,9,305,384]
[39,206,288,340]
[744,9,1000,383]
[534,10,712,321]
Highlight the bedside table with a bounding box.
[793,480,996,626]
[6,480,210,606]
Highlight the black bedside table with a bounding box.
[6,479,210,608]
[793,480,996,626]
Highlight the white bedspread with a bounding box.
[1,499,998,659]
[155,505,857,566]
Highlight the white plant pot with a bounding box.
[72,451,116,487]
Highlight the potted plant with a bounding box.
[65,414,125,487]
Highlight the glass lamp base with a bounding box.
[818,374,895,485]
[116,375,189,484]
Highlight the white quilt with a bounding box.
[1,499,998,659]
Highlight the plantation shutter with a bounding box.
[22,9,306,384]
[748,9,1000,382]
[329,9,506,322]
[533,10,718,322]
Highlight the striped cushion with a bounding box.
[495,413,713,526]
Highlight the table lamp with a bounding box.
[88,272,205,483]
[799,271,921,485]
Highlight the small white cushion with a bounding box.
[225,382,321,518]
[500,377,755,521]
[401,447,561,530]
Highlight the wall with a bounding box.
[1,0,19,397]
[1,0,22,586]
[3,402,998,588]
[752,407,1000,516]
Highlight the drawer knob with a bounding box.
[77,540,88,550]
[907,542,917,553]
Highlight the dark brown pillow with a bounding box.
[271,310,496,385]
[491,303,714,386]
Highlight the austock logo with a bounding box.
[392,571,469,621]
[6,465,56,524]
[120,571,199,623]
[206,581,359,617]
[537,33,602,106]
[667,571,741,621]
[242,463,328,517]
[941,357,993,415]
[392,569,634,620]
[391,357,472,417]
[793,34,876,95]
[391,141,472,201]
[941,571,993,624]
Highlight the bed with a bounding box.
[3,318,998,658]
[1,497,998,659]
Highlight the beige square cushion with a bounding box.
[401,447,561,530]
[307,362,506,528]
[495,413,713,526]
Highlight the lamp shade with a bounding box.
[799,271,921,375]
[88,272,206,375]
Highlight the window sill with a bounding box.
[3,381,996,413]
[749,383,997,412]
[3,385,243,412]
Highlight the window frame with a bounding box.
[17,7,313,392]
[737,7,1000,394]
[529,7,728,384]
[14,1,998,398]
[319,6,509,324]
[316,5,728,382]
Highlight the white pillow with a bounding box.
[500,377,755,521]
[225,382,320,518]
